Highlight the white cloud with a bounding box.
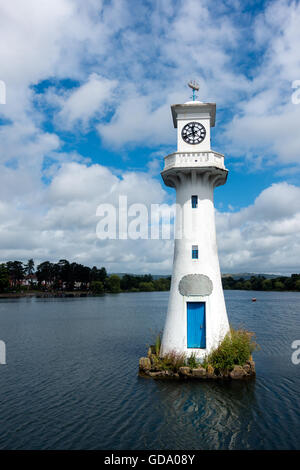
[97,0,251,148]
[223,0,300,166]
[98,93,173,148]
[217,183,300,274]
[0,0,300,275]
[0,161,172,273]
[0,159,299,275]
[0,0,130,230]
[56,74,118,130]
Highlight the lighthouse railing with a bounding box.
[163,151,225,171]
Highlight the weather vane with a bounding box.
[188,80,200,101]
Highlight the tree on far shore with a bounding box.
[0,264,9,292]
[107,275,121,293]
[6,261,25,287]
[25,259,35,276]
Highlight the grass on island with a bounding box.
[203,328,258,372]
[149,327,258,374]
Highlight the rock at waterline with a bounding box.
[230,365,247,379]
[178,366,192,377]
[138,355,256,380]
[191,367,207,378]
[139,357,151,371]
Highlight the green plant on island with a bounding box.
[148,327,258,374]
[155,332,162,357]
[187,352,199,369]
[204,328,258,373]
[156,351,186,372]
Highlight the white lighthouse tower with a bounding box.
[160,83,230,360]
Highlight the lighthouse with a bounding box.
[160,84,230,360]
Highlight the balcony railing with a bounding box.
[163,151,225,171]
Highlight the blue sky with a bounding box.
[0,0,300,274]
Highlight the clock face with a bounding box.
[181,122,206,145]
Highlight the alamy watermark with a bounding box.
[96,196,176,240]
[95,196,198,240]
[0,80,6,104]
[291,80,300,104]
[291,340,300,365]
[0,340,6,365]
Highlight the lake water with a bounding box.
[0,290,299,450]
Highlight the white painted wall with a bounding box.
[160,174,229,359]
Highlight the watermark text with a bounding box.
[0,340,6,365]
[96,196,184,240]
[291,340,300,364]
[291,80,300,104]
[0,80,6,104]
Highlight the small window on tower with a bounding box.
[191,195,198,208]
[192,245,198,259]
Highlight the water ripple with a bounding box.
[0,291,300,449]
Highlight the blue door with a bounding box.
[187,302,206,348]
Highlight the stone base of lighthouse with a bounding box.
[160,167,230,360]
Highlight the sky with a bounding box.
[0,0,300,275]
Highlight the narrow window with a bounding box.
[191,195,198,208]
[192,245,198,259]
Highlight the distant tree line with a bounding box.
[0,259,171,294]
[1,259,299,295]
[222,274,300,292]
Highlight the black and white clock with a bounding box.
[181,122,206,145]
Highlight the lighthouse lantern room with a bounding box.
[160,83,230,359]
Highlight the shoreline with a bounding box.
[0,291,95,299]
[1,288,300,299]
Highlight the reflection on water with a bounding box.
[150,379,258,450]
[0,291,299,449]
